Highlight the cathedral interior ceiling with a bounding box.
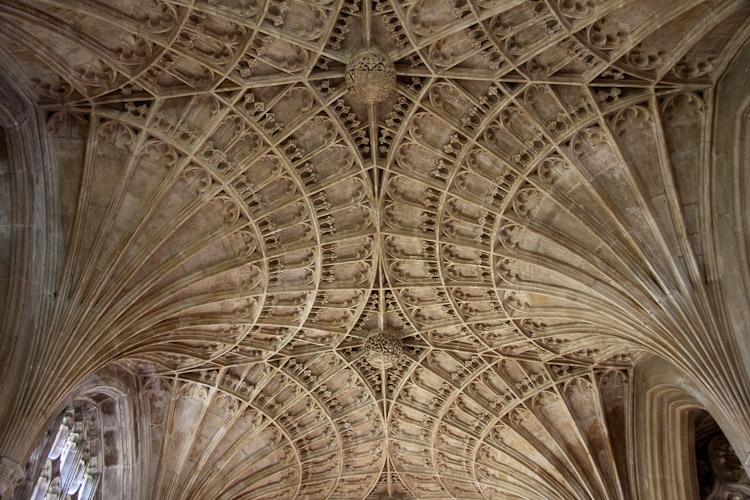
[0,0,749,498]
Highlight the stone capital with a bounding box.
[0,457,23,495]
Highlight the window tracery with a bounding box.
[18,402,102,500]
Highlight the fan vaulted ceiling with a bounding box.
[0,0,749,498]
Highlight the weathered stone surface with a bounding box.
[0,0,748,498]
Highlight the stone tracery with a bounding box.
[0,0,749,498]
[27,402,102,500]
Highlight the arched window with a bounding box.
[24,401,102,500]
[13,366,139,500]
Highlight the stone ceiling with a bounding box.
[1,0,749,498]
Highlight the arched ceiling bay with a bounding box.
[1,0,749,498]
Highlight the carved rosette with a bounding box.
[346,48,396,104]
[364,328,403,369]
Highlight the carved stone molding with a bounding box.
[0,457,23,495]
[706,436,750,500]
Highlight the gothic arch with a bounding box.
[633,356,750,500]
[12,364,142,500]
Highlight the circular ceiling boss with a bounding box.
[345,48,396,104]
[364,327,403,369]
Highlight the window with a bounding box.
[21,401,102,500]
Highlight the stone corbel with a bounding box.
[0,457,23,495]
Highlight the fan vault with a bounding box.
[0,0,749,498]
